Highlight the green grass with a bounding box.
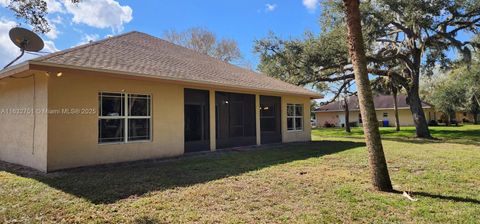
[313,125,480,145]
[1,126,480,223]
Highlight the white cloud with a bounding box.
[44,0,65,13]
[75,33,100,46]
[0,19,58,68]
[0,0,8,7]
[2,0,133,42]
[302,0,319,12]
[0,19,20,67]
[43,40,59,53]
[265,3,277,12]
[50,15,63,25]
[44,21,60,39]
[45,28,58,39]
[64,0,132,32]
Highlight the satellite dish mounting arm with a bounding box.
[3,48,25,69]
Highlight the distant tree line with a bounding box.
[163,27,242,63]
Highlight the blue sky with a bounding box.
[0,0,323,69]
[0,0,471,103]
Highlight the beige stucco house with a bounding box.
[0,31,320,172]
[314,95,439,128]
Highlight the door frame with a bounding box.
[260,95,282,144]
[184,88,210,153]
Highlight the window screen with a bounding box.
[99,92,151,143]
[287,104,303,131]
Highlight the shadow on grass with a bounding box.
[381,136,479,146]
[383,134,480,146]
[413,192,480,204]
[315,127,480,146]
[133,216,160,224]
[0,140,363,204]
[393,190,480,205]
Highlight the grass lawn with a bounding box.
[1,126,479,223]
[313,124,480,146]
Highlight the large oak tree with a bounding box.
[255,0,480,138]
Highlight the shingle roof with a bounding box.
[314,94,432,112]
[26,31,319,97]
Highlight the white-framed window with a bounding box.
[98,92,151,144]
[287,104,303,131]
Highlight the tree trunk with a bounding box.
[474,94,480,108]
[406,87,432,138]
[392,87,400,132]
[402,41,432,138]
[473,110,479,124]
[344,92,351,133]
[343,0,393,192]
[472,95,479,124]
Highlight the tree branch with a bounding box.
[390,22,415,38]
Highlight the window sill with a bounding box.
[98,139,153,146]
[287,129,304,133]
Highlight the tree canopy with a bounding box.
[425,55,480,123]
[255,0,480,138]
[4,0,80,33]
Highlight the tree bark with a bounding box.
[343,0,393,192]
[344,91,351,133]
[406,86,432,138]
[392,87,400,132]
[401,42,432,138]
[472,95,479,124]
[446,113,451,126]
[474,94,480,108]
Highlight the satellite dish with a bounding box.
[3,27,44,69]
[10,27,44,52]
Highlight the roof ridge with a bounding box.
[33,31,139,62]
[134,32,317,94]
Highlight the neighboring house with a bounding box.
[454,111,478,124]
[0,31,320,172]
[314,94,439,128]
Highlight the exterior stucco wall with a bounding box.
[0,73,48,172]
[424,109,441,122]
[344,111,361,126]
[46,71,313,171]
[47,72,185,171]
[455,112,476,123]
[282,95,312,143]
[315,111,361,127]
[316,108,440,128]
[315,112,340,127]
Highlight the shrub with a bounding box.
[324,121,336,128]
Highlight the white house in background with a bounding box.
[314,94,440,128]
